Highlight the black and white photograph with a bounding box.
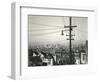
[28,15,88,66]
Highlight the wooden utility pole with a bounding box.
[69,16,72,62]
[62,16,77,64]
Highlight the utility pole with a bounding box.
[62,16,77,64]
[69,17,72,62]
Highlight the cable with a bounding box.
[29,23,64,28]
[29,30,62,36]
[29,27,63,31]
[29,29,87,36]
[75,29,87,33]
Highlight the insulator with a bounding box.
[61,30,64,36]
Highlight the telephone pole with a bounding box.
[62,16,77,64]
[69,16,72,61]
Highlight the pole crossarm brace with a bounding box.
[66,34,75,36]
[64,25,77,28]
[67,38,74,40]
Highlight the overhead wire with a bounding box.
[29,18,87,36]
[29,23,64,28]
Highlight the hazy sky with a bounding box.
[28,15,88,46]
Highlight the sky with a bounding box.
[28,15,88,47]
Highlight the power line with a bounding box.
[29,28,87,34]
[29,23,64,28]
[29,22,87,33]
[75,29,87,33]
[29,29,87,37]
[29,27,63,31]
[29,30,62,36]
